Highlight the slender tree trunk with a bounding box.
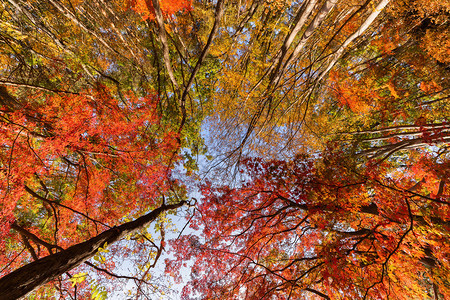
[275,0,338,86]
[318,0,391,81]
[346,123,449,135]
[150,0,180,93]
[0,201,185,300]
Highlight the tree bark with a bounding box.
[150,0,180,93]
[0,201,185,300]
[318,0,391,81]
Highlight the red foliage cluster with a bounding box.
[126,0,191,20]
[0,86,179,275]
[168,152,449,299]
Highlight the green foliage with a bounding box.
[90,281,108,300]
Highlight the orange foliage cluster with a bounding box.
[329,70,375,114]
[387,0,450,63]
[419,80,442,93]
[369,19,407,55]
[126,0,191,20]
[421,27,450,63]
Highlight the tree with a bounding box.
[202,0,394,164]
[1,0,216,172]
[0,85,185,298]
[0,201,185,300]
[171,151,449,299]
[320,1,450,161]
[0,0,209,297]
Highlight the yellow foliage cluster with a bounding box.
[421,27,450,63]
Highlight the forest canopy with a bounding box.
[0,0,449,299]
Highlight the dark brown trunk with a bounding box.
[0,201,185,300]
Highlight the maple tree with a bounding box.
[171,149,449,299]
[0,84,186,298]
[1,0,216,171]
[1,0,207,295]
[172,2,449,298]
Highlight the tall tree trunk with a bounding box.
[0,201,185,300]
[318,0,391,81]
